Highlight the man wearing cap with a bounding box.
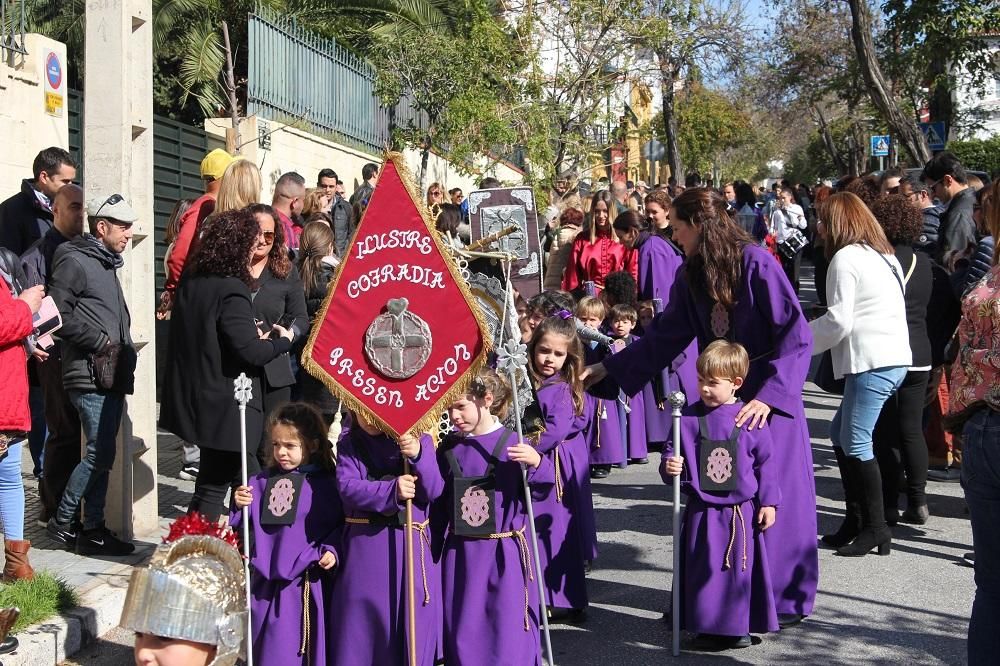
[159,148,233,317]
[46,193,137,556]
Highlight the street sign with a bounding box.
[919,121,947,151]
[870,135,890,157]
[43,50,65,118]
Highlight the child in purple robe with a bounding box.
[438,367,554,665]
[577,296,627,477]
[231,402,343,666]
[609,304,649,464]
[527,313,594,619]
[662,341,781,650]
[327,414,444,666]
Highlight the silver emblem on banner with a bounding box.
[364,297,433,379]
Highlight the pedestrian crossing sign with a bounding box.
[870,135,890,157]
[919,122,947,151]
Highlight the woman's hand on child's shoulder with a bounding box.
[663,456,684,477]
[758,505,776,531]
[234,485,253,508]
[397,433,421,459]
[396,474,418,501]
[318,551,337,570]
[507,442,542,469]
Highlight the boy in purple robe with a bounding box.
[597,201,818,625]
[609,304,649,463]
[438,368,553,665]
[328,417,444,666]
[578,297,627,477]
[663,341,781,650]
[231,403,343,666]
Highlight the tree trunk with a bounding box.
[846,0,930,164]
[811,105,847,176]
[419,136,430,192]
[656,48,683,182]
[221,21,241,153]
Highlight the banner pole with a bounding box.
[668,390,686,657]
[404,459,418,666]
[234,373,254,666]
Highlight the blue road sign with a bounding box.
[919,121,947,151]
[870,135,890,157]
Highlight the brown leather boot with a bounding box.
[2,540,34,582]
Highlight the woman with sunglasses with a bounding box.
[246,204,309,465]
[160,208,295,521]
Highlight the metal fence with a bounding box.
[1,0,27,56]
[247,5,428,155]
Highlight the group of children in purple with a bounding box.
[229,325,589,665]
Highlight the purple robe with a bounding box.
[438,425,555,666]
[604,243,818,617]
[618,334,648,460]
[585,341,627,466]
[635,233,698,444]
[229,467,343,666]
[662,401,780,636]
[328,430,444,666]
[532,376,593,609]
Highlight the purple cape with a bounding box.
[532,376,594,609]
[635,233,698,443]
[438,426,554,666]
[229,467,343,665]
[605,244,818,617]
[664,402,781,635]
[328,430,444,666]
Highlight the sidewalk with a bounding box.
[6,431,193,665]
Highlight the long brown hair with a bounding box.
[266,402,335,472]
[467,366,512,421]
[588,190,617,244]
[672,187,752,308]
[819,192,893,260]
[298,221,335,297]
[526,315,585,415]
[248,203,291,280]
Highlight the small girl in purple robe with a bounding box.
[438,367,554,665]
[662,341,781,650]
[328,413,444,666]
[231,402,343,666]
[527,313,594,620]
[577,297,627,478]
[608,303,649,464]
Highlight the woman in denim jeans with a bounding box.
[810,192,911,557]
[946,179,1000,664]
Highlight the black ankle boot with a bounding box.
[837,458,892,557]
[822,447,863,547]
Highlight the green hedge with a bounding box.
[947,136,1000,177]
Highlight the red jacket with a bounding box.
[165,193,217,293]
[0,275,31,431]
[561,227,637,293]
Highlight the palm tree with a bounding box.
[24,0,467,121]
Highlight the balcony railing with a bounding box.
[1,0,27,57]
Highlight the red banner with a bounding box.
[302,154,490,438]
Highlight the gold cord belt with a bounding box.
[345,516,432,604]
[554,448,564,503]
[468,526,533,631]
[300,571,311,662]
[723,505,748,572]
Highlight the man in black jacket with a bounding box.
[0,147,77,255]
[901,173,943,257]
[20,184,85,525]
[318,168,355,256]
[922,152,976,267]
[46,192,137,556]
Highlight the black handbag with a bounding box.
[814,351,844,395]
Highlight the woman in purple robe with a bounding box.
[527,315,594,618]
[613,209,698,449]
[438,368,553,666]
[231,403,343,666]
[328,419,444,666]
[589,188,817,625]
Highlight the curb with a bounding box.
[2,562,134,666]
